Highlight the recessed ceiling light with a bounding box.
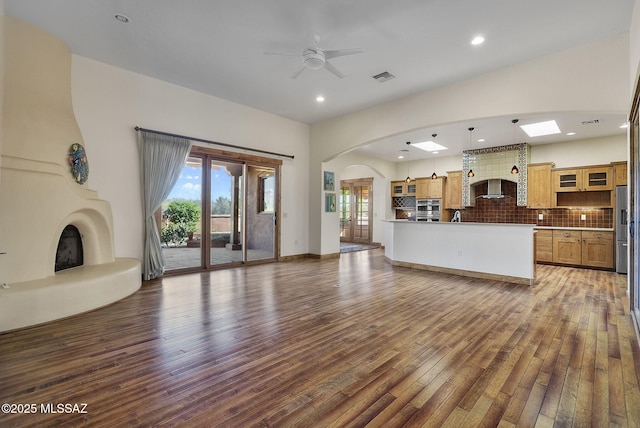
[398,155,405,159]
[115,14,130,23]
[471,35,485,45]
[566,132,576,136]
[316,96,325,102]
[412,141,448,152]
[620,123,629,129]
[477,138,485,142]
[520,120,561,137]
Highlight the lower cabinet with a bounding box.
[547,229,614,269]
[552,230,582,265]
[536,230,553,263]
[581,231,614,268]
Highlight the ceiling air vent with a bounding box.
[372,71,395,82]
[581,119,600,125]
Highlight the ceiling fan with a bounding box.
[265,36,362,79]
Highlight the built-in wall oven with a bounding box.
[416,199,441,221]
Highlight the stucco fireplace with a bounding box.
[0,16,141,332]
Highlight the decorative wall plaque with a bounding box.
[68,143,89,184]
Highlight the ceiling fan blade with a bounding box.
[323,61,344,78]
[290,64,306,79]
[264,50,300,56]
[323,48,363,60]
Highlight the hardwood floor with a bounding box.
[1,249,639,427]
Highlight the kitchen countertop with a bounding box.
[383,220,534,228]
[534,226,614,232]
[384,220,614,232]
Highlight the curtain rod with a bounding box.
[134,126,295,159]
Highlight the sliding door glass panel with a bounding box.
[340,186,351,241]
[246,165,276,262]
[210,160,243,266]
[162,156,203,271]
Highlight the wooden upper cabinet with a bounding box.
[391,180,416,196]
[612,161,628,186]
[553,166,613,192]
[445,171,463,209]
[527,163,553,208]
[553,169,582,192]
[415,178,428,199]
[415,177,445,199]
[583,167,613,191]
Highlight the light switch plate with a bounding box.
[538,214,544,220]
[581,214,587,220]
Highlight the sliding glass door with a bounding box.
[161,156,203,271]
[209,160,244,266]
[162,148,280,272]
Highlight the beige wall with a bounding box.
[71,56,310,260]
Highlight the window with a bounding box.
[258,174,275,213]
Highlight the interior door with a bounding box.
[339,185,351,241]
[352,184,370,243]
[339,178,373,244]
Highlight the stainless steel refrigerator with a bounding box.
[616,185,628,274]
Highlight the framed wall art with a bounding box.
[325,192,336,212]
[323,171,335,191]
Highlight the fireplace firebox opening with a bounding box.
[55,225,84,272]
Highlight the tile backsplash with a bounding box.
[459,180,613,228]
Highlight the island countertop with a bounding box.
[382,220,535,285]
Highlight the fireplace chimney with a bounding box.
[0,16,140,332]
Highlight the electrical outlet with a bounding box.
[538,214,544,220]
[581,214,587,220]
[457,250,463,257]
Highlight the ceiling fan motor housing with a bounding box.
[303,49,325,69]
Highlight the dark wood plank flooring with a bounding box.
[1,249,639,427]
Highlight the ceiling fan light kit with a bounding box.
[303,50,325,69]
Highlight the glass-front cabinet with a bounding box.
[391,180,416,196]
[553,166,613,192]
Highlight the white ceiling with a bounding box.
[4,0,634,161]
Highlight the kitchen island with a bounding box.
[383,220,536,285]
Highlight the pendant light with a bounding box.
[405,141,412,183]
[467,127,475,178]
[511,119,519,174]
[431,134,438,179]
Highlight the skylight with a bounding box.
[412,141,448,152]
[471,36,485,45]
[520,120,561,137]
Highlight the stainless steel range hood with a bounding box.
[481,179,505,199]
